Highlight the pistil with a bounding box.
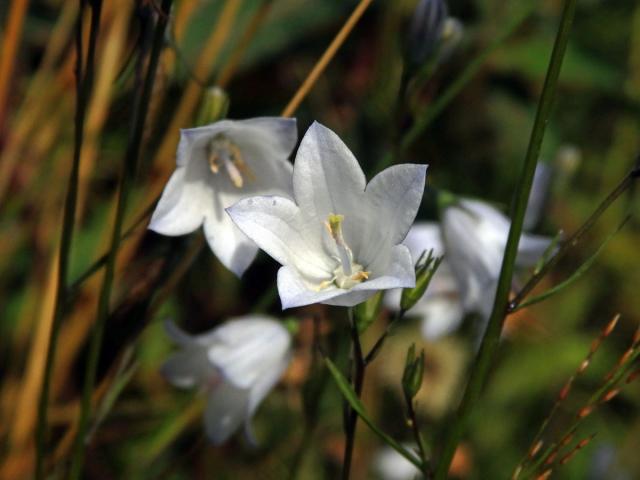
[207,135,254,188]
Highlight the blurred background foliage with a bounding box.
[0,0,639,478]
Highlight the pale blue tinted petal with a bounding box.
[357,164,427,265]
[204,381,250,445]
[148,167,213,236]
[292,122,367,224]
[203,210,258,277]
[227,195,332,281]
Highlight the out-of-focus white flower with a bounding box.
[384,223,464,339]
[227,122,426,309]
[441,198,551,321]
[524,162,553,230]
[372,445,422,480]
[161,316,292,445]
[149,118,297,277]
[386,198,551,339]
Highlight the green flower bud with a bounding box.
[400,250,443,311]
[195,86,229,126]
[402,344,425,399]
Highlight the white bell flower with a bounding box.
[386,197,552,339]
[441,198,552,321]
[226,122,427,309]
[161,316,292,445]
[149,117,297,277]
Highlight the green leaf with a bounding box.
[323,356,423,470]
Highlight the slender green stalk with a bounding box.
[434,1,578,478]
[69,1,172,477]
[35,2,101,477]
[342,307,365,480]
[509,168,638,312]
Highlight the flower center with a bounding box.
[206,135,255,188]
[319,214,369,290]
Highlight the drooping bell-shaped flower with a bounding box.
[149,118,298,277]
[227,122,426,309]
[384,222,464,340]
[372,445,421,480]
[441,198,552,321]
[161,316,292,445]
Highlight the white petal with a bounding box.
[326,245,416,307]
[207,317,291,389]
[516,233,553,267]
[176,124,226,167]
[356,164,427,265]
[230,117,298,162]
[277,266,351,309]
[292,122,367,224]
[524,162,552,230]
[161,350,213,389]
[163,319,197,348]
[245,351,291,431]
[403,222,445,261]
[203,211,258,277]
[417,295,465,340]
[227,195,332,281]
[148,167,213,236]
[373,445,421,480]
[204,380,250,445]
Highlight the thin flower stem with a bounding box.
[364,309,404,365]
[342,307,366,480]
[508,167,639,312]
[434,1,578,478]
[69,2,173,477]
[406,396,431,478]
[35,2,100,477]
[281,0,373,117]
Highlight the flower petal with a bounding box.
[277,266,350,309]
[292,122,367,223]
[207,317,291,389]
[516,233,553,267]
[403,222,445,261]
[227,195,332,281]
[204,381,250,445]
[203,211,258,277]
[230,117,298,162]
[243,351,291,445]
[418,295,465,340]
[325,245,416,307]
[161,350,213,389]
[148,167,214,236]
[357,164,427,264]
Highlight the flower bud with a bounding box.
[406,0,448,68]
[402,344,425,399]
[354,290,384,333]
[400,250,442,311]
[195,86,230,126]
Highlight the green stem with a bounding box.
[35,1,101,477]
[434,1,578,478]
[341,308,365,480]
[508,169,638,312]
[69,1,172,477]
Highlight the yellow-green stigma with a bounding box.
[207,135,255,188]
[320,214,369,290]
